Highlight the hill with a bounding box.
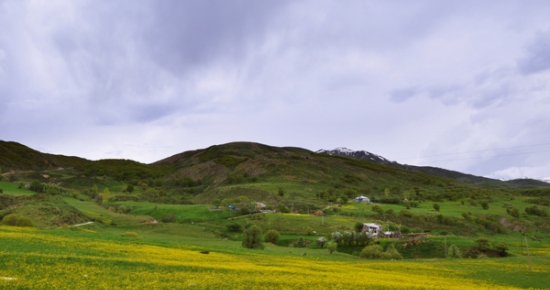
[317,147,550,189]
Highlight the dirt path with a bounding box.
[71,221,94,227]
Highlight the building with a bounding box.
[354,196,370,203]
[362,223,381,236]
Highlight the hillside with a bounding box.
[317,147,550,189]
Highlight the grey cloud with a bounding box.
[142,1,290,75]
[517,29,550,75]
[389,88,418,103]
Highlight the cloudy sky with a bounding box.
[1,0,550,181]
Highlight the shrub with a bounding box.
[242,225,264,249]
[506,207,520,218]
[305,226,314,235]
[29,180,44,193]
[433,203,440,211]
[327,241,337,254]
[354,222,364,232]
[2,214,35,227]
[400,225,411,234]
[480,201,489,210]
[123,232,138,237]
[264,230,280,244]
[383,243,403,260]
[448,244,462,258]
[226,222,242,232]
[475,237,490,250]
[0,188,3,194]
[371,205,384,215]
[316,237,327,248]
[360,245,383,259]
[524,205,548,217]
[399,209,413,218]
[492,241,508,257]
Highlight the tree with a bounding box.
[278,187,285,197]
[372,205,384,215]
[354,222,364,233]
[384,243,403,260]
[433,203,440,211]
[126,184,134,193]
[226,222,242,232]
[29,180,44,193]
[360,245,383,259]
[327,241,337,254]
[46,186,59,195]
[305,226,314,235]
[264,230,280,244]
[100,188,111,204]
[475,237,490,251]
[492,242,508,257]
[221,198,232,207]
[481,201,489,210]
[2,214,34,227]
[316,237,327,248]
[448,244,462,258]
[506,207,519,218]
[212,198,222,209]
[91,184,99,195]
[242,225,264,249]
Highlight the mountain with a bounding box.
[316,147,550,189]
[316,148,392,165]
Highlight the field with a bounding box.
[1,226,549,290]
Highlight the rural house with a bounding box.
[362,223,381,236]
[354,196,370,203]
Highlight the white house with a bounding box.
[354,196,370,203]
[362,223,381,236]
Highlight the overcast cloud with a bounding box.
[1,0,550,181]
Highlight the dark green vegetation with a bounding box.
[1,140,549,266]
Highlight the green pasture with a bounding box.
[0,181,35,196]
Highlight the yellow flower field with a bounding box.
[0,227,547,289]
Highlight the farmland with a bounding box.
[1,226,549,289]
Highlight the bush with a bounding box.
[0,188,3,194]
[354,222,364,233]
[29,180,44,193]
[264,229,280,244]
[383,243,403,260]
[372,205,384,215]
[400,225,411,234]
[448,244,462,258]
[242,225,264,249]
[524,205,548,217]
[492,242,508,257]
[360,245,383,259]
[226,222,242,232]
[433,203,440,211]
[327,241,337,254]
[507,207,520,218]
[316,237,327,248]
[475,237,490,250]
[481,201,489,210]
[2,214,35,227]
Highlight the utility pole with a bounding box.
[525,236,532,272]
[444,236,447,258]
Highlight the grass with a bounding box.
[1,225,549,289]
[0,181,35,196]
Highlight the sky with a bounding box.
[1,0,550,181]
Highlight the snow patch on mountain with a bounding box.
[316,148,391,164]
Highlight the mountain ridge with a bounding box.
[317,147,550,189]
